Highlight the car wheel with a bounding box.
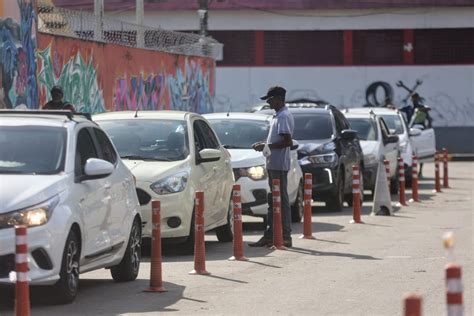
[111,217,141,282]
[180,210,196,254]
[327,170,344,212]
[53,229,80,304]
[215,196,234,242]
[291,181,304,223]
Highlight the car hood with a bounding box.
[227,149,265,168]
[0,174,68,213]
[297,139,332,155]
[360,141,380,155]
[123,159,191,183]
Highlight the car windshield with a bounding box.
[292,113,333,140]
[98,119,189,161]
[347,118,378,141]
[0,126,67,174]
[208,119,269,149]
[380,114,405,135]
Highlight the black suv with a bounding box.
[259,103,364,211]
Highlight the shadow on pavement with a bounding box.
[287,246,381,260]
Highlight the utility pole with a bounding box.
[197,0,208,37]
[136,0,145,47]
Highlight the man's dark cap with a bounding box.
[51,85,63,94]
[260,86,286,100]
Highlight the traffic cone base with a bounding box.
[299,235,316,240]
[350,219,364,224]
[270,245,287,250]
[144,286,167,293]
[189,269,211,275]
[228,256,249,261]
[371,161,393,216]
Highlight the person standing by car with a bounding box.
[42,85,75,112]
[249,86,294,248]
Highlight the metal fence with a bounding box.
[36,1,223,60]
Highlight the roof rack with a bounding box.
[0,110,92,121]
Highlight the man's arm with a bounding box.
[268,133,292,149]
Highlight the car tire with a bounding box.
[110,217,141,282]
[180,211,196,254]
[52,229,80,304]
[291,182,304,223]
[327,170,344,212]
[215,196,234,242]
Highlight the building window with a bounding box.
[208,31,255,66]
[263,31,343,65]
[353,30,404,65]
[415,28,474,64]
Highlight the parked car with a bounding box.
[258,103,364,211]
[0,110,141,304]
[94,111,235,251]
[204,112,304,223]
[344,110,400,194]
[347,107,435,185]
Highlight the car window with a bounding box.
[194,120,220,149]
[0,126,66,175]
[292,113,333,140]
[380,114,405,135]
[379,117,391,139]
[347,118,378,141]
[98,119,189,161]
[93,128,118,164]
[208,119,269,149]
[75,128,99,177]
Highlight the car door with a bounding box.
[91,127,134,250]
[410,126,436,161]
[379,118,399,176]
[333,110,358,193]
[192,119,223,228]
[72,127,112,260]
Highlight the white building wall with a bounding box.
[214,66,474,127]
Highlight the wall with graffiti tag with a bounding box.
[36,34,215,114]
[0,0,38,109]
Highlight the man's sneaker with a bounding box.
[283,238,292,247]
[248,236,272,247]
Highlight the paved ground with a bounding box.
[1,162,472,315]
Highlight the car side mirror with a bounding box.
[409,127,422,136]
[340,129,357,140]
[385,135,399,144]
[78,158,114,182]
[197,148,221,164]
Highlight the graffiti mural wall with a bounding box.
[0,0,37,109]
[36,34,215,114]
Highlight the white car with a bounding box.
[94,111,235,251]
[0,110,141,304]
[344,110,400,194]
[204,112,304,223]
[345,107,435,185]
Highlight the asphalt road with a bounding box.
[1,162,472,315]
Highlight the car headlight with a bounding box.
[239,165,267,181]
[364,153,378,166]
[150,171,188,195]
[0,196,59,229]
[308,153,337,164]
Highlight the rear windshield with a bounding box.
[0,126,67,174]
[292,114,333,140]
[347,118,378,141]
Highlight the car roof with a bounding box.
[93,110,194,121]
[204,112,273,122]
[0,110,92,128]
[344,107,400,116]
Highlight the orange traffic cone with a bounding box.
[403,293,422,316]
[145,200,167,292]
[15,225,30,316]
[350,165,362,224]
[300,173,315,239]
[229,184,248,261]
[271,179,286,250]
[189,191,210,275]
